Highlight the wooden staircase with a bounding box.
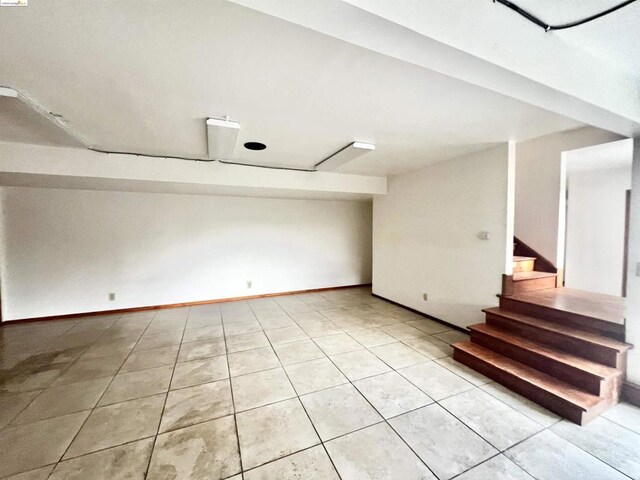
[453,241,632,425]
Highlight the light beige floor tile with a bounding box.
[369,342,428,369]
[134,331,183,351]
[399,361,474,400]
[181,325,225,343]
[436,357,492,386]
[244,445,339,480]
[300,384,382,440]
[222,320,262,337]
[186,316,222,330]
[0,362,71,393]
[171,355,228,389]
[330,350,391,381]
[144,320,185,335]
[354,371,432,418]
[0,390,41,428]
[258,316,296,330]
[160,380,233,433]
[325,423,436,480]
[98,365,172,406]
[81,338,137,360]
[602,401,640,435]
[49,438,153,480]
[346,328,396,348]
[314,333,363,356]
[402,335,453,359]
[289,311,325,324]
[406,318,451,334]
[285,358,348,395]
[177,338,225,362]
[64,394,165,459]
[433,330,471,345]
[505,430,628,480]
[300,321,343,338]
[225,332,270,353]
[148,416,241,480]
[121,345,179,373]
[3,465,55,480]
[480,382,560,427]
[272,339,325,365]
[456,454,532,480]
[228,346,280,377]
[231,367,296,412]
[264,325,309,345]
[51,355,124,386]
[441,389,543,450]
[0,411,90,478]
[236,398,320,470]
[551,417,640,479]
[389,404,496,480]
[380,323,425,340]
[13,377,111,425]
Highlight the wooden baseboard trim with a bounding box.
[371,293,468,334]
[623,382,640,407]
[2,283,372,326]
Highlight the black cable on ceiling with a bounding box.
[494,0,637,31]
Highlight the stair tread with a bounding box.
[512,271,557,281]
[469,323,622,379]
[453,341,603,410]
[513,256,536,262]
[483,307,632,352]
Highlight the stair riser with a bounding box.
[499,296,625,341]
[511,276,557,295]
[453,347,599,425]
[513,259,535,273]
[485,313,622,369]
[470,330,614,398]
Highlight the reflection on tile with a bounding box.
[441,389,542,450]
[354,371,432,419]
[50,438,153,480]
[389,404,496,480]
[0,411,90,478]
[177,339,224,362]
[505,430,628,480]
[244,445,339,480]
[98,365,172,406]
[325,423,436,480]
[135,331,183,351]
[236,398,320,470]
[51,355,123,386]
[181,325,224,343]
[300,384,382,440]
[121,345,179,373]
[285,358,348,395]
[13,377,111,424]
[160,380,233,433]
[65,394,165,459]
[171,355,228,390]
[225,332,270,353]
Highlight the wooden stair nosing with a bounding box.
[512,271,557,281]
[498,295,625,340]
[483,308,629,369]
[469,324,621,397]
[452,341,605,424]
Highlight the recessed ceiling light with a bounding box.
[244,142,266,151]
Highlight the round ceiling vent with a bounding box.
[244,142,266,151]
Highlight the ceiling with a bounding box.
[0,0,589,176]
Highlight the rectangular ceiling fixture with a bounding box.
[315,141,375,171]
[206,117,240,160]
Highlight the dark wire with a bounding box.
[494,0,637,31]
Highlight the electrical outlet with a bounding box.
[636,262,640,277]
[422,293,428,301]
[108,292,116,301]
[247,280,252,288]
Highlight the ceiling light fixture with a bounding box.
[206,117,240,160]
[315,141,375,171]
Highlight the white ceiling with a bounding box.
[0,0,587,176]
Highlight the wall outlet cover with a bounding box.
[422,293,428,301]
[108,292,116,301]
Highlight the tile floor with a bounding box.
[1,287,639,479]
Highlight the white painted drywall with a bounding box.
[515,127,622,265]
[372,144,513,328]
[625,138,640,384]
[564,166,631,296]
[0,187,372,321]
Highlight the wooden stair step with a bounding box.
[513,256,535,273]
[512,271,556,281]
[483,307,631,368]
[452,341,607,425]
[469,323,622,397]
[513,256,536,262]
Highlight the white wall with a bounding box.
[515,127,622,265]
[564,166,631,295]
[0,187,372,321]
[625,139,640,384]
[372,144,513,329]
